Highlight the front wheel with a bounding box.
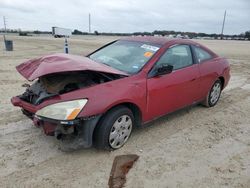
[93,106,134,150]
[203,79,222,107]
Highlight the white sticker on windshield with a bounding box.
[141,44,159,52]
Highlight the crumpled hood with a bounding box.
[16,53,128,81]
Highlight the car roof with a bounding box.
[120,36,217,57]
[121,36,182,46]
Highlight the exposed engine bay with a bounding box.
[19,71,122,105]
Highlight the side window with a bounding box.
[193,46,212,63]
[155,45,193,70]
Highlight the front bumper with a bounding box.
[11,96,102,148]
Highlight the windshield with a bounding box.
[89,40,160,74]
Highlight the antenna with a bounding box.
[88,13,91,33]
[221,10,226,39]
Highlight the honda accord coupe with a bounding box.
[11,37,230,150]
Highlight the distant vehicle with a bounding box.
[52,27,72,38]
[167,34,175,38]
[176,34,184,39]
[11,37,230,150]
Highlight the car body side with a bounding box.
[77,39,230,123]
[11,38,230,148]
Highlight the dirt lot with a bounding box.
[0,35,249,188]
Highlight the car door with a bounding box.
[145,44,200,121]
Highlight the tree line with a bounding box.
[72,29,250,39]
[0,28,249,40]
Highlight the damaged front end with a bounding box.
[32,113,102,150]
[11,53,128,149]
[19,71,120,105]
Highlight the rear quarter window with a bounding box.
[193,46,213,63]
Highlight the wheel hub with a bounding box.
[210,82,221,105]
[109,115,132,149]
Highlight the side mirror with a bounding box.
[155,64,173,76]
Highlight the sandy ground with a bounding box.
[0,35,249,188]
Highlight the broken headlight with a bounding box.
[35,99,88,120]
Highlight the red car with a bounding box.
[11,37,230,150]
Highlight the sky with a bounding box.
[0,0,249,34]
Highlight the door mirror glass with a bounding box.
[155,64,173,76]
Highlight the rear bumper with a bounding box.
[223,67,230,89]
[11,96,102,148]
[222,60,231,90]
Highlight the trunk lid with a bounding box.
[16,53,128,81]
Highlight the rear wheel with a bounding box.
[203,79,222,107]
[93,106,134,150]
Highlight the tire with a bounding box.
[93,106,134,150]
[202,79,222,107]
